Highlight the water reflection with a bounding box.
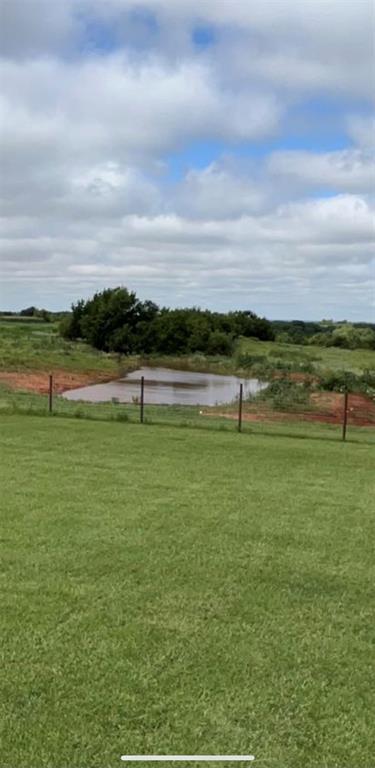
[63,366,266,406]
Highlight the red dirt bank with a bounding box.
[0,370,114,395]
[207,391,375,428]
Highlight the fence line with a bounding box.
[140,375,145,424]
[342,390,348,442]
[48,373,53,414]
[238,383,243,433]
[38,374,374,443]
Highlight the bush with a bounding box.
[318,370,375,396]
[206,331,233,356]
[309,325,375,350]
[59,287,274,355]
[254,378,312,411]
[235,352,314,377]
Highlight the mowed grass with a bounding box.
[1,417,374,768]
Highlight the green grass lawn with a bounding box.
[1,416,374,767]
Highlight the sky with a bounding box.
[0,0,374,320]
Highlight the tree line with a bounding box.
[273,320,375,349]
[60,287,275,355]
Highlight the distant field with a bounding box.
[237,337,375,373]
[1,416,374,768]
[0,320,120,375]
[0,314,46,322]
[1,319,374,380]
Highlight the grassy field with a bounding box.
[236,337,375,374]
[1,415,374,767]
[1,319,374,377]
[0,320,120,375]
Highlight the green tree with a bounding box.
[58,286,275,355]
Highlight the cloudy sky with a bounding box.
[0,0,374,319]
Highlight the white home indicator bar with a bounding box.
[121,757,255,763]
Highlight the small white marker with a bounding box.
[121,757,255,763]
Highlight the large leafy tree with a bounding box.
[60,286,275,354]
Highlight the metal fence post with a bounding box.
[140,376,144,423]
[48,373,53,413]
[342,390,348,441]
[238,383,243,432]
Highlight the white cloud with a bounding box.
[0,0,374,319]
[0,0,78,58]
[1,194,373,317]
[347,114,375,150]
[172,163,265,219]
[92,0,374,98]
[0,54,281,166]
[268,149,375,194]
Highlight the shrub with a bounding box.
[235,352,314,377]
[318,370,375,396]
[206,331,233,356]
[254,378,312,411]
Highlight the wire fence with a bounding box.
[239,388,374,439]
[1,373,375,444]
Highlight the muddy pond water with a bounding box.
[63,367,266,407]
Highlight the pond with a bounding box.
[63,367,266,407]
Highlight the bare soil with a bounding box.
[0,370,114,395]
[207,391,375,427]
